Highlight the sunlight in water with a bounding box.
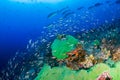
[10,0,64,3]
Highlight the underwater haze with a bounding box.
[0,0,120,80]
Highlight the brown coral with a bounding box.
[112,48,120,61]
[65,44,96,70]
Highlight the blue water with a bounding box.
[0,0,120,73]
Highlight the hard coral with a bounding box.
[80,55,93,68]
[112,48,120,61]
[96,48,111,61]
[65,44,96,70]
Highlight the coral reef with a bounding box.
[51,35,119,70]
[2,20,120,80]
[35,34,120,80]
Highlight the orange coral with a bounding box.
[65,44,96,70]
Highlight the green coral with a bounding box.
[93,39,100,46]
[34,62,120,80]
[51,35,78,59]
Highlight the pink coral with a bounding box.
[97,72,112,80]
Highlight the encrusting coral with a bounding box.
[34,62,120,80]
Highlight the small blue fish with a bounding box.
[47,11,59,19]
